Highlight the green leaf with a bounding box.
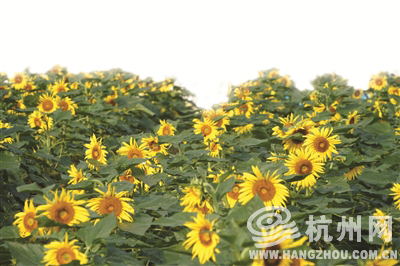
[51,109,72,122]
[0,152,20,171]
[0,226,20,240]
[118,213,152,236]
[364,121,391,134]
[5,242,44,266]
[78,213,117,246]
[17,183,55,195]
[216,177,235,201]
[135,194,178,211]
[358,169,394,186]
[383,152,400,166]
[152,212,195,227]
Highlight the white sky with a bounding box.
[1,0,400,109]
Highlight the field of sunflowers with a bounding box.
[1,65,400,265]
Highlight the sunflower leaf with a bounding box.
[5,242,44,266]
[78,213,117,247]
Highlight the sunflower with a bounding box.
[284,148,325,190]
[388,86,400,96]
[183,199,214,215]
[346,110,360,134]
[23,81,37,96]
[234,87,252,100]
[13,199,45,238]
[203,108,230,131]
[104,94,118,106]
[49,64,63,75]
[84,134,108,170]
[86,184,134,222]
[67,165,87,185]
[279,113,299,128]
[390,183,400,210]
[206,139,222,158]
[0,85,11,98]
[156,120,176,136]
[226,184,241,208]
[239,166,289,207]
[277,75,292,87]
[233,124,254,134]
[352,89,363,99]
[369,74,387,90]
[11,73,28,89]
[180,186,202,208]
[56,96,78,115]
[42,233,88,266]
[51,80,69,94]
[303,127,341,162]
[37,94,58,113]
[117,138,149,159]
[267,152,287,163]
[344,165,364,180]
[282,123,313,153]
[373,209,392,243]
[268,69,280,78]
[193,118,219,141]
[141,136,168,156]
[183,214,220,265]
[234,101,254,118]
[37,116,54,134]
[365,246,398,266]
[37,188,89,226]
[28,110,44,128]
[252,226,310,266]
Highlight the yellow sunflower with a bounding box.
[180,186,202,208]
[282,124,312,153]
[84,134,108,170]
[11,73,28,89]
[284,148,325,190]
[37,188,90,226]
[206,139,222,158]
[233,124,254,134]
[28,111,44,129]
[352,89,363,99]
[203,108,230,131]
[234,101,254,118]
[37,116,54,134]
[369,74,387,90]
[183,199,214,215]
[56,96,78,115]
[117,138,149,159]
[51,80,69,94]
[239,166,289,207]
[119,169,144,192]
[277,75,292,87]
[37,94,58,114]
[303,127,341,162]
[193,118,219,141]
[373,209,392,243]
[365,246,398,266]
[234,86,252,100]
[388,86,400,96]
[86,184,135,222]
[42,233,88,266]
[157,120,176,136]
[13,199,45,238]
[104,94,118,106]
[183,214,220,265]
[23,81,37,96]
[141,136,168,156]
[344,165,364,180]
[252,226,310,266]
[390,183,400,210]
[0,85,11,98]
[346,110,360,134]
[268,69,280,78]
[226,183,241,208]
[67,165,86,195]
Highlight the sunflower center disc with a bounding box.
[107,205,115,212]
[162,127,170,135]
[232,186,239,193]
[27,217,35,226]
[376,79,382,86]
[202,125,211,136]
[62,253,72,263]
[34,118,41,127]
[59,210,68,218]
[43,100,53,111]
[15,75,22,83]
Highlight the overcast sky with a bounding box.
[1,0,399,108]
